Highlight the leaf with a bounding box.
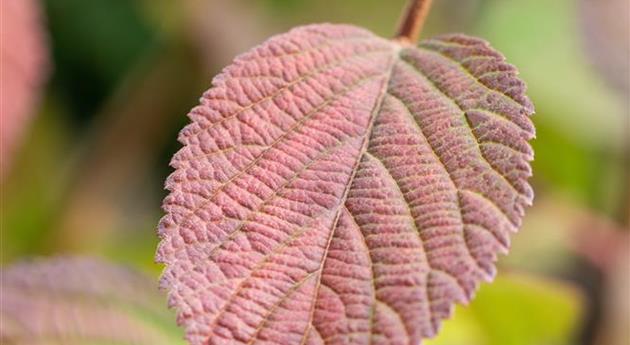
[0,0,49,179]
[0,257,185,345]
[157,24,534,345]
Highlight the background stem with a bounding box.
[395,0,434,43]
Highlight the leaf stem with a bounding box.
[395,0,434,43]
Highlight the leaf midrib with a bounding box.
[197,42,401,344]
[298,43,402,345]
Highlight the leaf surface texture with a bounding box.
[157,24,534,345]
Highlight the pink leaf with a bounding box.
[0,0,49,178]
[157,24,534,345]
[0,257,182,345]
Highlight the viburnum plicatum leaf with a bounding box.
[0,257,184,345]
[157,24,534,345]
[0,0,49,178]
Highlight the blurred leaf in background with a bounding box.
[2,0,160,265]
[426,274,584,345]
[0,0,49,180]
[1,257,184,344]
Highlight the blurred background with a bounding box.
[1,0,628,344]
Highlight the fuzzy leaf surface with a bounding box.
[157,23,534,345]
[0,257,184,345]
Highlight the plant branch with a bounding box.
[395,0,434,43]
